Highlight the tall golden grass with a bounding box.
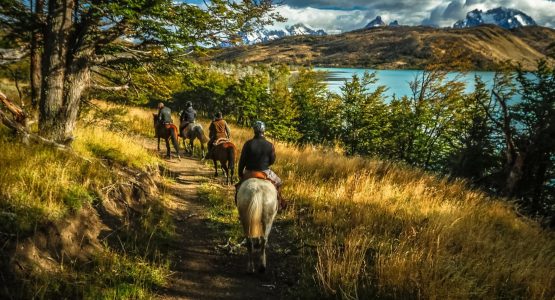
[107,102,555,299]
[271,138,554,299]
[0,105,168,298]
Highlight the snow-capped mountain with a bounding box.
[389,20,400,27]
[365,16,386,28]
[453,7,536,29]
[240,23,327,45]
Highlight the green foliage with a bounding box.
[292,69,342,144]
[340,72,388,155]
[228,74,270,126]
[447,76,499,180]
[265,65,301,142]
[63,185,96,212]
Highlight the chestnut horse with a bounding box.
[211,141,237,185]
[152,114,180,158]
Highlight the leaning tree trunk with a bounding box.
[39,0,89,143]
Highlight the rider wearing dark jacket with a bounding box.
[158,104,173,124]
[180,102,196,124]
[157,102,180,159]
[237,121,285,209]
[179,101,197,137]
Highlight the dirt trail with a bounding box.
[151,150,298,300]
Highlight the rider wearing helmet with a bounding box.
[237,121,286,209]
[179,101,197,137]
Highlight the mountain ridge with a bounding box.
[205,25,555,71]
[240,23,327,45]
[454,7,536,29]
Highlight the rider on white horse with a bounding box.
[237,121,286,210]
[179,101,197,137]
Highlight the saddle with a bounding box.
[213,138,230,146]
[241,171,268,181]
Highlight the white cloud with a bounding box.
[271,0,555,31]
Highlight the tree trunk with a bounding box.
[39,0,76,143]
[30,0,44,109]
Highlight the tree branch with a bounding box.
[0,47,30,65]
[90,83,129,91]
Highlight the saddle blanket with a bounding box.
[164,124,179,140]
[213,138,230,146]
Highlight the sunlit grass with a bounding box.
[93,102,555,299]
[194,116,555,299]
[73,126,158,170]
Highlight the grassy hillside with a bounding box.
[205,25,555,70]
[0,105,172,298]
[2,100,554,299]
[122,102,555,299]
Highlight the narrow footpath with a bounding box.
[151,150,300,300]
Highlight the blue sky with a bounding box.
[186,0,555,32]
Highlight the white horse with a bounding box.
[236,178,278,273]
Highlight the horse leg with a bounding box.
[189,139,194,158]
[228,159,235,184]
[221,161,229,185]
[157,136,160,152]
[164,137,172,158]
[246,238,255,273]
[200,142,206,161]
[213,159,218,177]
[170,130,180,158]
[259,237,267,273]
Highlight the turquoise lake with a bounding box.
[315,67,497,98]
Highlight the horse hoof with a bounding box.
[258,265,266,273]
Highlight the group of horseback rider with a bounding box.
[156,101,286,210]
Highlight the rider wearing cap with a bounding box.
[206,111,231,159]
[237,121,286,209]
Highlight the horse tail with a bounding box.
[238,182,263,238]
[197,126,209,144]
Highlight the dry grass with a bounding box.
[102,103,555,299]
[208,120,555,299]
[0,105,169,298]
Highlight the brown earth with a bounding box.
[204,25,555,70]
[151,149,301,300]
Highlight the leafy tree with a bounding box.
[265,65,301,141]
[483,61,555,217]
[292,69,341,144]
[227,74,269,126]
[405,69,466,169]
[0,0,282,143]
[448,76,499,182]
[340,72,388,156]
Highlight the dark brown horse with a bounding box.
[152,114,180,158]
[211,141,237,185]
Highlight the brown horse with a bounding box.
[211,141,237,185]
[152,114,180,158]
